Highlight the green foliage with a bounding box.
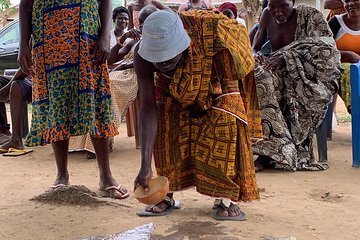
[0,0,11,11]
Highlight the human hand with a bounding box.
[120,29,141,43]
[188,102,207,118]
[254,51,267,65]
[113,63,128,71]
[94,36,110,66]
[263,55,285,71]
[17,43,32,75]
[134,167,153,192]
[348,52,360,63]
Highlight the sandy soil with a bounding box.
[0,100,359,240]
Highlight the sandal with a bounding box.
[212,199,246,221]
[101,185,129,199]
[137,195,182,217]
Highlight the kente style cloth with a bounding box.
[26,0,118,146]
[152,10,259,202]
[253,5,341,171]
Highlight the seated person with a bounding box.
[252,0,341,171]
[328,0,360,114]
[110,6,130,48]
[0,69,32,154]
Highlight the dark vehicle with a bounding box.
[0,19,20,72]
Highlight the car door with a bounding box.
[0,19,20,72]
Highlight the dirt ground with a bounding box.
[0,99,359,240]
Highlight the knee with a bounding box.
[9,81,22,96]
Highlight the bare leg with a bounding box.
[51,139,70,186]
[90,136,128,198]
[0,82,25,150]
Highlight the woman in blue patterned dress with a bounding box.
[18,0,129,199]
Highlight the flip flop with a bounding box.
[46,183,68,192]
[102,185,130,199]
[3,148,33,157]
[137,197,182,217]
[0,148,8,153]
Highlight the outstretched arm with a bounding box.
[150,0,171,10]
[133,44,158,191]
[178,3,188,12]
[252,9,270,64]
[324,0,343,9]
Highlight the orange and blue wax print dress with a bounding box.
[26,0,118,146]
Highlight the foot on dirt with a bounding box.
[137,193,181,217]
[47,173,70,192]
[102,185,129,199]
[99,178,129,199]
[213,202,246,221]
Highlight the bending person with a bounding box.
[134,10,259,221]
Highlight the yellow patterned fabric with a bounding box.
[153,10,259,202]
[338,63,351,111]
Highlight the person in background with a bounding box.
[252,0,341,171]
[110,7,130,48]
[18,0,128,199]
[0,69,32,155]
[248,0,268,44]
[178,0,216,12]
[328,0,360,114]
[128,0,169,30]
[237,8,248,26]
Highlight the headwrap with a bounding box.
[218,2,237,18]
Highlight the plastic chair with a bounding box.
[350,62,360,168]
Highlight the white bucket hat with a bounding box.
[138,10,191,63]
